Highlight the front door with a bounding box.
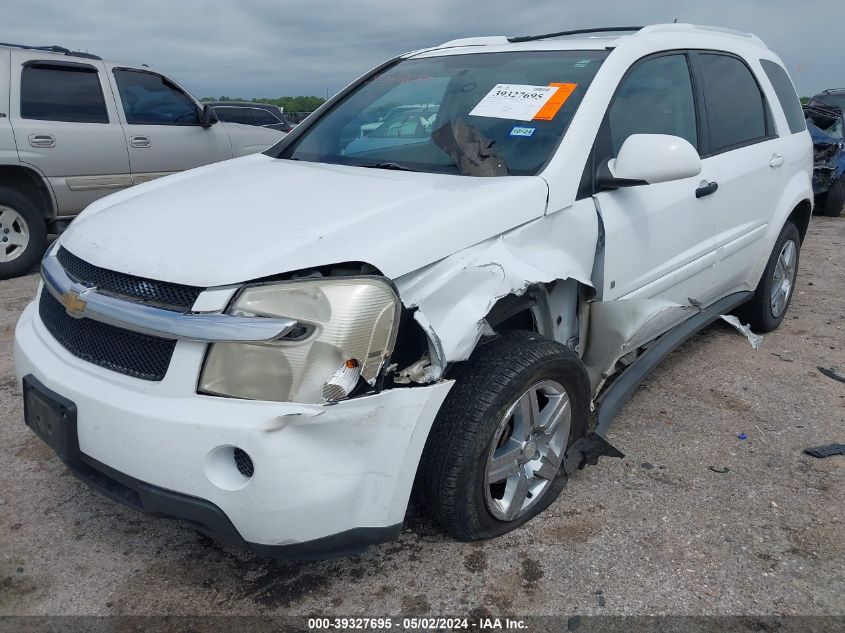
[593,52,719,305]
[109,68,233,182]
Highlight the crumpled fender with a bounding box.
[394,200,599,375]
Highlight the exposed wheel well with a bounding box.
[486,292,539,333]
[0,166,54,219]
[788,199,812,243]
[484,279,586,349]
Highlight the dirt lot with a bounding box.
[0,218,843,618]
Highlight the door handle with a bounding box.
[769,153,784,168]
[28,134,56,148]
[129,136,151,148]
[695,181,719,198]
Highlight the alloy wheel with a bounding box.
[770,239,797,317]
[484,380,571,521]
[0,205,30,263]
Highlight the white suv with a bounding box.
[14,24,812,558]
[0,43,284,278]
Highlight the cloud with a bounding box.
[1,0,837,97]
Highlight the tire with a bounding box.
[415,331,590,541]
[0,186,46,280]
[734,221,801,333]
[820,174,845,217]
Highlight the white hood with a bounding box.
[61,154,549,287]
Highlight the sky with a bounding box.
[2,1,841,99]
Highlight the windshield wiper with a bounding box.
[356,162,420,172]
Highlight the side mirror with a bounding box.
[597,133,701,189]
[200,104,218,128]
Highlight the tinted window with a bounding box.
[760,60,805,134]
[113,70,199,125]
[20,64,108,123]
[609,55,697,154]
[699,54,768,151]
[215,107,252,124]
[251,109,280,125]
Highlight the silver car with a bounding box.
[0,43,284,278]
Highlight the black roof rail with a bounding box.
[507,26,644,44]
[821,88,845,94]
[0,42,102,60]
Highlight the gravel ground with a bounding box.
[0,218,843,618]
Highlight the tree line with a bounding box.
[200,96,326,112]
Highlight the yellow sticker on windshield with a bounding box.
[533,83,577,120]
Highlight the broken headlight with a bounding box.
[199,277,400,404]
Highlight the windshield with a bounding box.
[279,50,608,176]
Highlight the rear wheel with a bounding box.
[735,221,800,333]
[0,186,46,280]
[416,331,590,540]
[820,174,845,217]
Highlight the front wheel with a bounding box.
[735,221,801,333]
[415,331,590,541]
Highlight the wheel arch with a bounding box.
[0,165,56,219]
[787,198,812,242]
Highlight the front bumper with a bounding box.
[14,299,453,556]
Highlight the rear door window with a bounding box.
[698,54,770,152]
[760,60,806,134]
[113,69,199,125]
[20,63,109,123]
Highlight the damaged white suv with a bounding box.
[14,24,812,558]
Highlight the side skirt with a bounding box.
[594,290,752,437]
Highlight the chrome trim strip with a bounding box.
[132,171,177,184]
[40,252,297,343]
[65,174,133,191]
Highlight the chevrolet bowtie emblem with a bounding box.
[61,290,88,318]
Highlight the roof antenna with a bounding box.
[673,18,678,23]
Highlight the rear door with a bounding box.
[109,67,233,182]
[593,52,718,304]
[8,52,131,214]
[691,52,784,295]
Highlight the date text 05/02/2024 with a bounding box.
[307,617,528,630]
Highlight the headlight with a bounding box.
[199,277,400,403]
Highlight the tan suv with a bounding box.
[0,43,284,278]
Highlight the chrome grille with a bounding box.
[57,247,203,311]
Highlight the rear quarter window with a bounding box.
[760,60,806,134]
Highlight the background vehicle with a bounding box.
[15,24,814,557]
[207,101,297,133]
[810,88,845,111]
[804,97,845,217]
[0,43,284,279]
[346,104,439,154]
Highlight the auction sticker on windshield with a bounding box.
[469,83,573,121]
